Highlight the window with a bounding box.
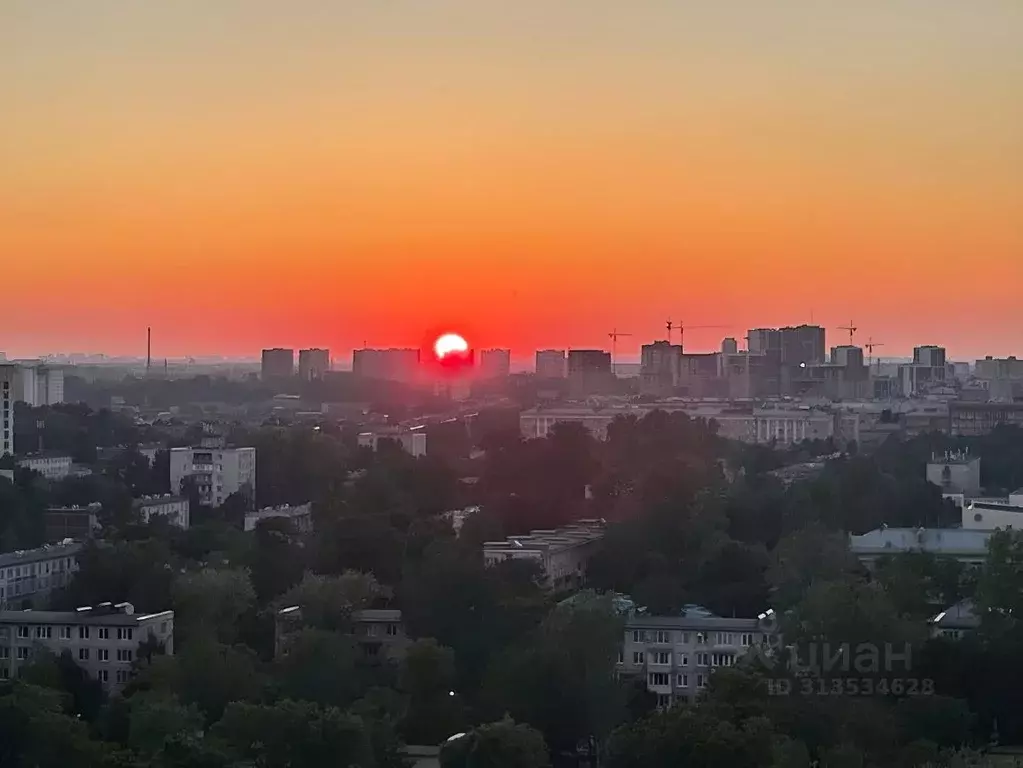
[677,653,689,666]
[79,626,90,640]
[678,632,690,644]
[0,667,8,679]
[98,670,109,683]
[617,648,623,664]
[656,693,672,709]
[17,647,30,660]
[117,649,133,662]
[115,670,129,684]
[98,628,110,640]
[717,632,734,645]
[632,651,644,664]
[652,651,671,665]
[98,649,109,662]
[386,624,398,637]
[741,633,754,647]
[697,674,707,689]
[0,648,8,659]
[654,630,671,644]
[35,626,52,639]
[647,672,670,687]
[696,653,709,666]
[117,628,134,641]
[695,632,707,644]
[17,626,29,639]
[631,630,644,643]
[59,626,72,640]
[79,648,90,661]
[677,673,689,687]
[711,653,734,667]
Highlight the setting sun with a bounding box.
[433,333,469,359]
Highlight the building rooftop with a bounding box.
[245,503,311,519]
[47,503,102,513]
[353,609,402,623]
[849,527,991,556]
[930,600,980,630]
[0,603,172,626]
[927,450,978,466]
[16,451,73,461]
[0,541,83,569]
[626,614,763,630]
[484,520,606,554]
[134,494,187,506]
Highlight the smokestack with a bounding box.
[147,327,152,374]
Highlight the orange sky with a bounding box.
[2,1,1021,361]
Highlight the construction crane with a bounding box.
[670,321,728,353]
[864,338,884,372]
[837,321,857,346]
[608,329,632,375]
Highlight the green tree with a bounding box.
[171,567,256,646]
[440,717,551,768]
[975,528,1023,638]
[768,524,857,610]
[18,648,106,722]
[127,692,204,756]
[276,570,390,631]
[273,628,368,708]
[400,638,466,746]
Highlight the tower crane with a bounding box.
[607,329,632,375]
[668,321,728,353]
[864,338,884,372]
[837,321,857,346]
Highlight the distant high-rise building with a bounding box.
[478,349,511,378]
[568,349,614,397]
[831,345,865,368]
[640,341,681,396]
[298,348,330,381]
[747,329,781,356]
[261,348,294,380]
[352,348,421,382]
[780,325,826,365]
[914,346,947,369]
[535,349,567,379]
[0,365,14,457]
[721,338,738,355]
[9,363,64,406]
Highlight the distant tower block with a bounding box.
[147,327,152,374]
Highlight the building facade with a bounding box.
[169,446,256,508]
[950,402,1023,437]
[620,609,778,707]
[44,505,102,543]
[352,348,421,382]
[483,520,605,590]
[925,451,981,497]
[244,503,313,533]
[535,350,567,379]
[478,349,511,379]
[780,325,826,365]
[16,453,73,480]
[849,527,991,567]
[298,348,330,381]
[261,348,295,380]
[275,605,407,660]
[640,341,682,397]
[0,603,174,690]
[0,365,13,457]
[10,363,64,406]
[135,495,191,529]
[0,542,82,610]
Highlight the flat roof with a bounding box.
[0,608,173,626]
[850,528,991,555]
[626,615,763,631]
[0,542,83,568]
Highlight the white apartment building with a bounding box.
[483,520,605,590]
[0,365,13,457]
[849,527,992,567]
[357,426,427,458]
[10,363,65,406]
[169,446,256,507]
[0,542,82,610]
[16,453,73,480]
[620,609,778,707]
[134,495,190,529]
[244,503,313,533]
[0,603,174,690]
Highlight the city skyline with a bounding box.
[4,2,1022,359]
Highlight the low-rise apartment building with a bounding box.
[357,426,427,457]
[16,452,73,480]
[244,503,313,533]
[620,608,779,707]
[134,495,190,529]
[169,445,256,508]
[849,527,991,567]
[0,602,174,690]
[44,504,102,543]
[274,605,408,660]
[483,520,605,590]
[0,542,82,610]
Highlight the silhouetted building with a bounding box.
[297,348,330,381]
[536,349,567,379]
[352,348,421,382]
[640,341,681,397]
[831,345,864,368]
[261,348,294,380]
[721,338,738,355]
[780,325,826,365]
[567,350,613,397]
[0,365,14,457]
[45,504,101,543]
[914,346,947,368]
[747,329,781,356]
[478,349,511,378]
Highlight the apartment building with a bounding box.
[0,603,174,690]
[0,542,82,610]
[274,605,407,660]
[357,426,427,458]
[169,445,256,508]
[134,495,190,529]
[298,348,330,381]
[478,349,511,379]
[10,363,65,406]
[950,402,1023,437]
[244,502,313,533]
[16,452,73,480]
[848,527,991,567]
[44,504,102,543]
[1,365,15,457]
[535,349,567,379]
[260,348,294,380]
[352,348,421,383]
[620,608,778,707]
[483,520,605,590]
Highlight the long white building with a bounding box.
[0,603,174,690]
[0,541,82,610]
[169,446,256,507]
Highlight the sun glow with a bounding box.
[433,333,469,359]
